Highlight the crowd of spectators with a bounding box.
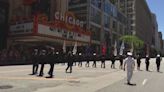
[0,46,31,64]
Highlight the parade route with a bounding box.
[0,58,164,92]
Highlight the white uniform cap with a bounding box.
[93,53,96,55]
[79,53,82,55]
[34,49,38,51]
[127,52,132,56]
[157,54,160,57]
[51,47,55,50]
[56,52,59,54]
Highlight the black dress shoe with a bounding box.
[29,73,35,75]
[37,74,43,77]
[46,76,54,78]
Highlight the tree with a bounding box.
[120,35,144,53]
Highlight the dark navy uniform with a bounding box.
[111,55,116,69]
[78,53,83,67]
[85,55,90,67]
[38,49,47,76]
[31,48,39,75]
[66,52,74,73]
[136,54,141,70]
[46,50,57,78]
[156,54,161,72]
[101,55,106,68]
[92,53,97,68]
[119,55,124,69]
[145,55,150,71]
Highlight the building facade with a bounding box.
[114,0,156,55]
[69,0,127,55]
[151,13,161,52]
[6,0,91,53]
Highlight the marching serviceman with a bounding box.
[111,54,116,69]
[46,48,56,78]
[78,53,83,67]
[156,54,162,72]
[145,55,150,71]
[101,55,106,68]
[31,48,39,75]
[85,55,90,67]
[38,48,47,77]
[136,54,142,70]
[66,51,74,73]
[92,53,97,68]
[119,55,124,69]
[124,52,135,85]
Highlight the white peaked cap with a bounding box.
[157,54,160,57]
[51,47,55,50]
[79,53,82,55]
[93,53,96,55]
[56,52,59,54]
[127,52,132,56]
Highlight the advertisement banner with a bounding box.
[9,22,34,35]
[38,24,90,42]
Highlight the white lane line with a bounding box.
[142,79,148,85]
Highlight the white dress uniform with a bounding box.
[124,53,135,84]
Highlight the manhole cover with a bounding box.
[0,85,13,89]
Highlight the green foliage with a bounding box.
[120,35,144,49]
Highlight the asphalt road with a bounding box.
[0,58,163,92]
[97,58,164,92]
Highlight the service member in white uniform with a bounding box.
[124,52,135,85]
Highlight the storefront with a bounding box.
[8,12,91,52]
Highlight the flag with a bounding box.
[102,43,107,55]
[63,41,66,53]
[114,41,117,56]
[119,41,125,55]
[73,42,77,55]
[130,43,134,53]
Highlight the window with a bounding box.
[91,0,101,9]
[69,0,87,6]
[90,7,101,25]
[104,0,111,14]
[112,20,117,29]
[104,15,110,28]
[90,25,101,41]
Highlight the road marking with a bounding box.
[0,76,79,81]
[142,79,148,85]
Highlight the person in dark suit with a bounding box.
[136,54,141,70]
[78,53,83,67]
[119,55,124,69]
[145,55,150,71]
[30,48,39,75]
[85,54,90,67]
[111,55,116,69]
[38,49,47,77]
[156,54,162,72]
[46,48,57,78]
[101,55,106,68]
[92,53,97,68]
[66,51,74,73]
